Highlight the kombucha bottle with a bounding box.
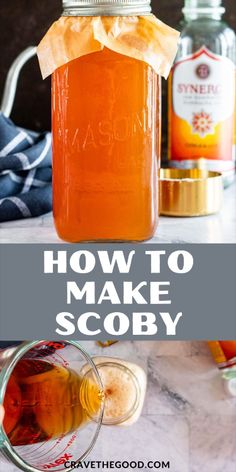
[208,341,236,396]
[52,0,161,242]
[168,0,236,186]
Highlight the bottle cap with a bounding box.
[183,0,225,16]
[222,368,236,397]
[159,169,223,217]
[184,0,222,7]
[62,0,152,15]
[223,377,236,397]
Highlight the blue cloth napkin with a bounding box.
[0,113,52,222]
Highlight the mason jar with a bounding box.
[51,0,161,242]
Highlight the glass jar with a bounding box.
[52,0,161,242]
[81,357,147,425]
[168,0,236,187]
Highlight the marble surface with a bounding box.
[0,183,235,244]
[3,341,236,472]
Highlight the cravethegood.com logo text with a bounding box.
[64,460,170,469]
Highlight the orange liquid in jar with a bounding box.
[52,47,160,242]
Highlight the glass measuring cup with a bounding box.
[0,341,104,472]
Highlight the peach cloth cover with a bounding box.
[37,15,180,79]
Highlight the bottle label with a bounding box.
[208,341,236,368]
[169,47,235,167]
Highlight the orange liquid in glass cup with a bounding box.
[3,359,101,446]
[52,47,160,242]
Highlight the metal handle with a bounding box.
[0,46,37,118]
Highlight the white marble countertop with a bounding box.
[0,183,235,244]
[3,341,236,472]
